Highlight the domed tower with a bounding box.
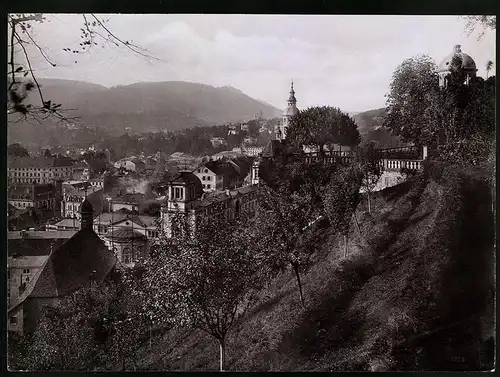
[277,81,299,141]
[160,171,203,237]
[80,197,94,230]
[438,45,477,88]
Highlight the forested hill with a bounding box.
[353,108,405,148]
[8,79,282,142]
[139,163,494,371]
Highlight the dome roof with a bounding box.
[170,171,203,198]
[106,228,146,241]
[438,45,477,73]
[81,198,93,213]
[284,105,299,117]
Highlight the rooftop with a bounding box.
[28,228,117,299]
[8,230,78,240]
[8,255,50,269]
[93,212,159,228]
[8,156,74,169]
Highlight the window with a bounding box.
[122,247,133,264]
[202,176,206,180]
[204,169,208,173]
[23,268,30,274]
[174,187,183,199]
[207,176,212,181]
[10,317,17,324]
[202,184,206,189]
[207,184,211,189]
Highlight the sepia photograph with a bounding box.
[6,13,495,371]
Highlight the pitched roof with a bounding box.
[54,218,81,228]
[130,158,145,166]
[93,213,159,228]
[8,255,50,269]
[28,228,117,298]
[196,184,259,208]
[8,237,72,257]
[106,228,147,241]
[169,171,203,198]
[53,156,74,167]
[8,230,78,240]
[113,192,146,204]
[86,158,108,173]
[8,157,56,169]
[200,160,227,175]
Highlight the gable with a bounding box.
[111,217,145,229]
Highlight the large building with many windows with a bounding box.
[8,156,75,185]
[160,171,259,238]
[8,183,57,211]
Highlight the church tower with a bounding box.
[80,196,94,230]
[276,81,299,141]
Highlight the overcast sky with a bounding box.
[21,14,495,112]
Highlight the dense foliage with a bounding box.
[10,273,148,371]
[8,143,30,158]
[384,54,495,165]
[286,106,361,153]
[138,204,260,371]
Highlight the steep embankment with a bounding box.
[140,163,494,371]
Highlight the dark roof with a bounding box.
[8,238,70,257]
[202,161,227,175]
[86,158,108,173]
[130,158,145,166]
[170,171,203,198]
[8,157,56,169]
[29,228,116,298]
[53,156,74,167]
[106,228,147,241]
[8,156,75,169]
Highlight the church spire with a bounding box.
[288,80,296,106]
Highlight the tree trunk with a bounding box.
[354,210,362,237]
[367,192,371,214]
[219,338,226,372]
[292,262,305,308]
[343,234,348,258]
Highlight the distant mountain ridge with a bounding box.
[22,78,282,130]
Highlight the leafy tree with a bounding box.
[321,165,363,258]
[286,106,360,154]
[19,276,147,371]
[384,55,439,147]
[385,53,495,164]
[485,60,494,79]
[356,141,382,214]
[253,185,320,307]
[7,142,29,157]
[463,16,496,40]
[140,204,259,371]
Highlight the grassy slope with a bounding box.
[139,164,494,371]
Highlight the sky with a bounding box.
[18,14,496,113]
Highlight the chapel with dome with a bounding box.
[438,45,477,88]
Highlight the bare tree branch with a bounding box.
[89,14,160,63]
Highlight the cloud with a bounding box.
[26,14,496,112]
